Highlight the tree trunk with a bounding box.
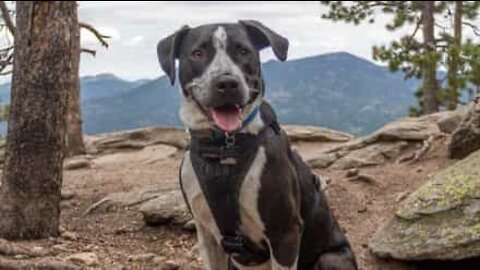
[0,1,78,239]
[66,41,86,157]
[446,1,463,110]
[421,1,440,114]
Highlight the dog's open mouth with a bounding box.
[207,104,242,133]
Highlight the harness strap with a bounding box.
[182,101,281,267]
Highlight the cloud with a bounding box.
[81,25,120,47]
[77,1,480,81]
[123,36,145,47]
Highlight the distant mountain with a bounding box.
[83,52,418,135]
[83,76,182,134]
[0,52,422,136]
[262,52,418,134]
[80,73,147,101]
[0,73,144,135]
[0,73,143,104]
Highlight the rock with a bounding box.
[306,153,339,169]
[67,252,99,266]
[437,110,464,134]
[307,113,447,170]
[63,157,90,170]
[84,185,164,215]
[84,185,191,228]
[332,141,409,170]
[345,168,359,178]
[449,95,480,159]
[139,189,191,226]
[0,238,49,257]
[130,253,157,262]
[0,257,82,270]
[283,125,353,142]
[161,260,180,270]
[395,191,409,203]
[92,144,177,168]
[83,135,99,155]
[371,113,445,141]
[60,231,78,241]
[370,149,480,260]
[348,174,377,185]
[153,256,166,265]
[61,190,76,200]
[109,262,127,270]
[52,244,70,253]
[88,127,189,154]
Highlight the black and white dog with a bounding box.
[157,20,357,270]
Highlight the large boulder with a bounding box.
[369,149,480,260]
[139,190,191,226]
[449,96,480,159]
[437,108,468,134]
[84,185,192,227]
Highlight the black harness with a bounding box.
[180,102,281,267]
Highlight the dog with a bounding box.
[157,20,357,270]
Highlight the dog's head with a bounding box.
[157,21,288,132]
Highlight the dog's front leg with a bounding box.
[196,221,229,270]
[267,224,302,270]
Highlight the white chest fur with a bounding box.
[180,147,268,248]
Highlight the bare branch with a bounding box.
[0,1,15,35]
[81,48,96,56]
[408,15,423,41]
[463,21,480,36]
[0,53,13,75]
[79,22,110,48]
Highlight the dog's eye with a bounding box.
[237,46,249,56]
[191,49,205,61]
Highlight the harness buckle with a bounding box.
[221,235,245,255]
[225,132,235,148]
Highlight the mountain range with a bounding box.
[0,52,419,136]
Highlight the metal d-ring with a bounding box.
[225,132,236,148]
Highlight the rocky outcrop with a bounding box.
[84,125,354,157]
[306,112,450,169]
[283,125,353,142]
[449,95,480,159]
[84,127,189,155]
[369,149,480,260]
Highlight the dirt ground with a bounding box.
[2,136,462,269]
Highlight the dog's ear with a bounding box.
[239,20,289,62]
[157,25,190,85]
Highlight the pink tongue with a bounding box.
[211,107,242,132]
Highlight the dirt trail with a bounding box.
[0,137,455,269]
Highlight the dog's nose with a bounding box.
[213,75,240,94]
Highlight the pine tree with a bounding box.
[0,1,78,239]
[321,1,479,115]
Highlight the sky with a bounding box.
[77,1,414,81]
[0,1,439,82]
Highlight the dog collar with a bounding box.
[240,106,260,130]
